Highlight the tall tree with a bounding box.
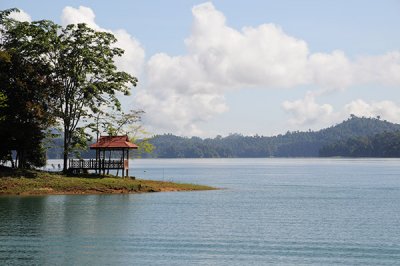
[0,49,56,168]
[0,92,6,121]
[1,10,137,171]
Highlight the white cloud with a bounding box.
[354,52,400,87]
[61,6,98,29]
[112,29,145,77]
[61,6,145,77]
[307,51,400,92]
[14,4,400,135]
[135,2,400,135]
[136,89,228,136]
[308,50,354,90]
[8,9,31,22]
[344,100,400,122]
[185,3,310,89]
[137,2,312,135]
[136,50,229,135]
[283,93,400,129]
[282,92,335,126]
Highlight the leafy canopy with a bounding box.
[0,8,138,170]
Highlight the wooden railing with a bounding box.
[69,159,125,170]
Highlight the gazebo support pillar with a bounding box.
[126,149,129,178]
[122,149,125,178]
[102,150,106,176]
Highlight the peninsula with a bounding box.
[0,167,214,196]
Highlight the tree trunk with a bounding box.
[15,150,20,169]
[63,128,69,172]
[63,149,68,172]
[17,150,24,169]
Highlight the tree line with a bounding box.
[145,116,400,158]
[45,112,400,159]
[320,131,400,157]
[0,9,140,170]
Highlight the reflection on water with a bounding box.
[1,158,400,265]
[0,194,143,265]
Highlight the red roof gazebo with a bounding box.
[69,136,138,177]
[90,136,138,150]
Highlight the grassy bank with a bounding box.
[0,167,214,195]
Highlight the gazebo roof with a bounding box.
[90,135,138,150]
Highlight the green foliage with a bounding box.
[147,116,400,158]
[70,127,93,158]
[0,45,56,168]
[0,92,7,121]
[129,132,155,158]
[320,131,400,157]
[0,9,138,170]
[90,109,154,158]
[92,109,144,137]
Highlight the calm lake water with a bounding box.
[1,158,400,265]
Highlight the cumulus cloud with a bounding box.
[282,92,335,126]
[136,2,313,135]
[308,50,354,90]
[61,6,145,77]
[8,9,32,22]
[344,100,400,122]
[283,93,400,128]
[354,52,400,87]
[307,51,400,92]
[61,6,98,29]
[15,3,400,135]
[185,3,310,88]
[133,2,400,135]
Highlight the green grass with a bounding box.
[0,166,215,195]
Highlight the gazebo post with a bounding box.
[126,149,129,178]
[122,149,125,178]
[103,149,106,175]
[95,150,97,174]
[98,149,101,174]
[98,149,101,175]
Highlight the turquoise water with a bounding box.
[1,158,400,265]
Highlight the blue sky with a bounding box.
[2,1,400,136]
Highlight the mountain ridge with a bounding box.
[147,116,400,158]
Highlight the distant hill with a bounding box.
[46,116,400,159]
[320,130,400,157]
[147,116,400,158]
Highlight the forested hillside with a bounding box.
[320,131,400,157]
[147,116,400,158]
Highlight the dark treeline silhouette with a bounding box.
[146,116,400,158]
[320,131,400,157]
